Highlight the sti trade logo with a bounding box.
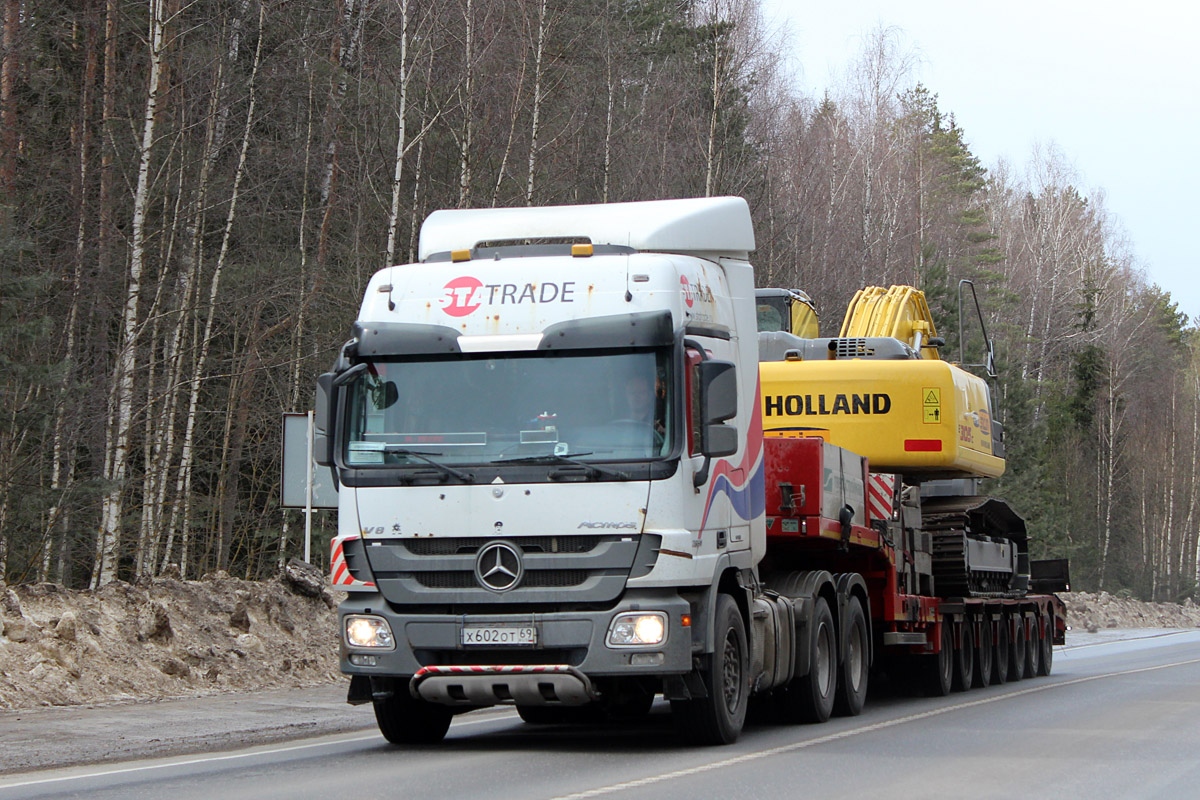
[438,276,577,317]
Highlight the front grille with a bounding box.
[401,536,603,556]
[412,569,590,590]
[367,534,642,605]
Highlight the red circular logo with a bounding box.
[680,275,694,308]
[440,276,483,316]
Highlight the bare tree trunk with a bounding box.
[95,0,169,587]
[384,0,410,266]
[0,0,19,202]
[407,46,435,262]
[458,0,473,207]
[166,0,265,577]
[524,0,548,205]
[491,43,527,207]
[45,2,101,582]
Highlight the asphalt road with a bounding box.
[3,629,1200,800]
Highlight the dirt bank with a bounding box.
[0,561,343,710]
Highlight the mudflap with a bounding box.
[347,674,373,705]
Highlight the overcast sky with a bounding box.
[758,0,1199,325]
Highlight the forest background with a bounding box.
[0,0,1195,600]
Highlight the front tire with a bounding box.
[373,687,453,745]
[672,594,748,745]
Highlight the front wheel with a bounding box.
[671,594,748,745]
[373,686,453,745]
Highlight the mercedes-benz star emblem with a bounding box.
[475,541,523,592]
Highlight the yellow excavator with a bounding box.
[756,282,1032,598]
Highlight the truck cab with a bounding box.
[317,198,766,743]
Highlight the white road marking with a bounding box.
[0,709,520,790]
[548,656,1200,800]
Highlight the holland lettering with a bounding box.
[765,393,891,416]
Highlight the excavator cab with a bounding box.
[755,288,819,338]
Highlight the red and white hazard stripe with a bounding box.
[329,535,376,589]
[867,473,897,522]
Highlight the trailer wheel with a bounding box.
[973,617,993,688]
[671,594,748,745]
[1008,613,1026,682]
[922,620,954,697]
[1038,613,1054,676]
[953,620,974,692]
[780,596,837,723]
[834,597,869,716]
[373,688,453,745]
[1024,616,1040,678]
[993,614,1010,685]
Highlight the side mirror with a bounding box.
[698,360,738,457]
[314,372,336,467]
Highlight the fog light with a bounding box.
[630,652,665,667]
[345,615,395,649]
[607,612,667,647]
[349,653,378,666]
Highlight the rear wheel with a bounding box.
[922,620,954,697]
[672,594,748,745]
[973,617,993,689]
[1024,617,1041,678]
[953,620,974,692]
[834,597,869,716]
[780,597,837,723]
[993,614,1010,685]
[1038,614,1054,676]
[1008,613,1025,682]
[373,687,453,745]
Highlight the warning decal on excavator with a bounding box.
[922,387,941,424]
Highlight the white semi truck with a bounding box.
[316,197,1065,746]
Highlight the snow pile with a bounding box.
[1061,591,1200,632]
[0,560,343,710]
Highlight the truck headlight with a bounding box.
[344,615,395,649]
[607,612,667,647]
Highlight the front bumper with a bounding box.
[339,589,694,693]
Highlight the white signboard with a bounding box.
[281,412,339,509]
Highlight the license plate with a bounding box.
[461,625,537,646]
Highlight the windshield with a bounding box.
[343,349,672,467]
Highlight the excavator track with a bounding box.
[922,497,1029,599]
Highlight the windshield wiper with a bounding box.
[492,452,629,480]
[381,447,474,482]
